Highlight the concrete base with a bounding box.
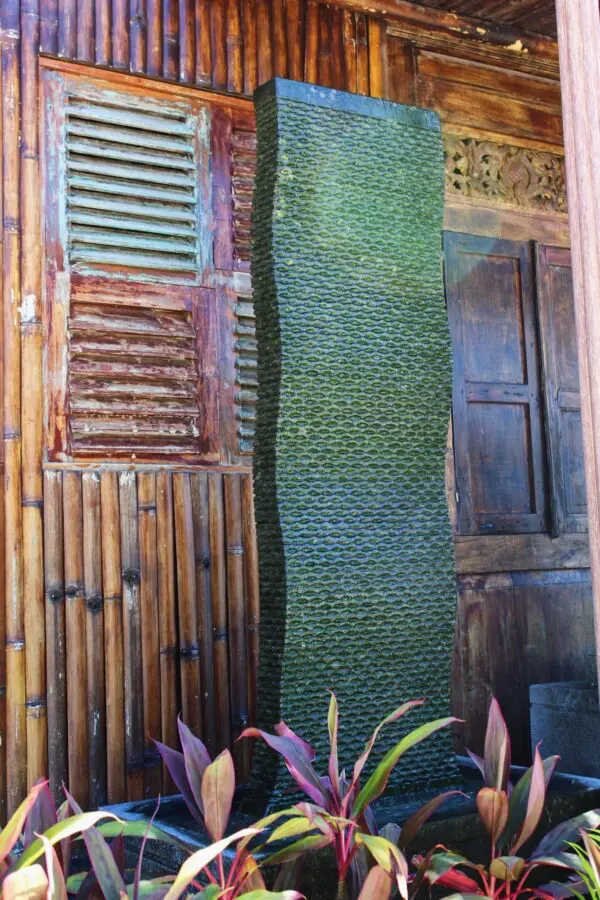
[530,681,600,777]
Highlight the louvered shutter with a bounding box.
[42,69,243,464]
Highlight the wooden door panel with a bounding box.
[445,231,547,535]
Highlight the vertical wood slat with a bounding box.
[57,0,75,57]
[2,0,26,814]
[256,0,273,86]
[146,0,162,75]
[63,471,88,807]
[241,474,259,729]
[39,0,57,53]
[173,472,203,736]
[82,473,106,808]
[330,7,345,91]
[112,0,129,69]
[211,0,227,91]
[318,4,332,87]
[191,473,216,756]
[211,109,234,271]
[195,0,212,86]
[156,471,178,790]
[130,0,146,73]
[119,472,144,800]
[100,471,126,804]
[304,0,319,84]
[179,0,194,83]
[272,0,287,78]
[385,35,416,105]
[162,0,177,80]
[76,0,93,61]
[44,471,66,804]
[209,473,231,751]
[224,475,248,774]
[241,0,257,95]
[367,17,384,98]
[94,0,110,65]
[21,0,47,791]
[356,13,370,95]
[342,10,357,92]
[138,472,162,797]
[226,0,243,94]
[286,0,304,82]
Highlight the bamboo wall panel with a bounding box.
[39,468,258,809]
[39,1,389,99]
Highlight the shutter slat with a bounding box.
[70,226,197,256]
[68,157,197,189]
[70,246,197,272]
[235,296,257,455]
[69,211,194,239]
[67,121,193,154]
[69,192,196,223]
[67,98,193,134]
[67,137,196,169]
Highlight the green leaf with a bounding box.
[327,692,340,801]
[63,788,126,900]
[201,749,236,843]
[499,753,558,852]
[261,832,332,866]
[0,781,48,865]
[39,833,67,900]
[127,877,174,899]
[188,888,223,900]
[489,856,525,881]
[96,819,193,852]
[267,816,317,844]
[352,717,458,817]
[164,828,257,900]
[14,811,121,870]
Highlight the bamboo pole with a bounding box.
[356,13,369,95]
[21,0,46,792]
[209,473,230,751]
[304,0,319,84]
[179,0,194,82]
[82,473,106,808]
[63,471,88,807]
[162,0,178,80]
[94,0,110,65]
[39,0,57,53]
[156,471,177,791]
[146,0,162,75]
[2,0,26,814]
[241,474,259,728]
[112,0,129,69]
[138,472,162,798]
[226,0,243,94]
[191,473,216,756]
[76,0,92,61]
[173,473,202,736]
[130,0,146,73]
[367,17,384,98]
[195,0,212,87]
[224,475,248,775]
[241,0,256,95]
[286,0,304,82]
[318,4,332,87]
[342,10,357,92]
[100,471,126,804]
[272,0,287,78]
[119,471,144,801]
[44,472,66,804]
[211,0,227,90]
[57,0,75,57]
[256,0,273,86]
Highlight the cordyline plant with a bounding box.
[240,693,460,900]
[420,697,600,900]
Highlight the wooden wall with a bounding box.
[0,0,587,817]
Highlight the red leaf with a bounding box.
[484,697,511,792]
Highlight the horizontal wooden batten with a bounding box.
[454,532,590,574]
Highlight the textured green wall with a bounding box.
[251,79,459,803]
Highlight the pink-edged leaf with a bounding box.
[347,701,425,809]
[466,749,486,782]
[274,722,316,762]
[23,781,58,849]
[534,879,588,898]
[399,791,463,849]
[201,749,235,842]
[40,833,67,900]
[63,788,126,900]
[352,716,458,818]
[178,718,211,816]
[358,865,393,900]
[0,781,48,867]
[154,739,203,825]
[499,754,558,852]
[512,747,547,854]
[327,693,340,802]
[533,810,600,858]
[483,697,511,792]
[424,851,482,892]
[240,728,331,807]
[134,801,161,900]
[476,788,509,845]
[164,827,257,900]
[2,864,48,899]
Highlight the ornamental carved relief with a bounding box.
[444,135,567,214]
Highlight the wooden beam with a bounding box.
[556,0,600,691]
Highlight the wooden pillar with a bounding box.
[556,0,600,690]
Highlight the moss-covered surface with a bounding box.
[250,79,458,805]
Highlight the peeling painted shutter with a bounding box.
[231,128,256,268]
[235,297,257,455]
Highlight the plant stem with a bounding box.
[336,877,349,900]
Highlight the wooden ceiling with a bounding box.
[413,1,557,38]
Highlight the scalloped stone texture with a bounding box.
[251,79,459,801]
